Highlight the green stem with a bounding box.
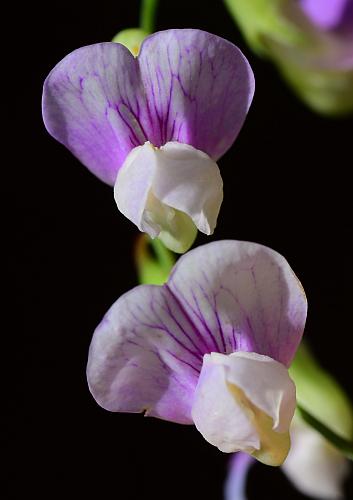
[298,405,353,460]
[140,0,159,33]
[149,237,176,275]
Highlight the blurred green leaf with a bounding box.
[290,344,353,446]
[297,405,353,460]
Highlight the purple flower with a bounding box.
[287,1,353,114]
[225,453,254,500]
[42,30,255,252]
[87,240,307,465]
[225,0,353,114]
[299,0,353,34]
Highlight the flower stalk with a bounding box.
[134,235,175,286]
[140,0,159,33]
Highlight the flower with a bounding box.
[282,415,350,499]
[225,418,350,500]
[225,452,254,500]
[42,29,255,252]
[225,0,353,115]
[299,0,353,32]
[224,343,353,499]
[87,240,307,465]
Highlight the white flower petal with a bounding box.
[282,417,350,499]
[114,141,223,252]
[154,142,223,235]
[191,352,296,465]
[223,351,296,433]
[114,142,157,235]
[191,353,260,453]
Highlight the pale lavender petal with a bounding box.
[43,30,254,186]
[167,240,307,366]
[43,43,146,185]
[137,29,255,160]
[87,285,205,423]
[224,453,254,500]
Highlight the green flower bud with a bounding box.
[112,28,149,56]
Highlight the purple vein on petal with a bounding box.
[189,289,221,352]
[164,45,174,144]
[115,102,146,146]
[133,314,202,363]
[165,349,201,373]
[250,266,269,333]
[161,294,206,358]
[231,325,237,351]
[148,300,203,361]
[214,306,227,353]
[169,280,221,353]
[164,284,211,353]
[216,283,257,353]
[197,275,227,353]
[274,265,285,361]
[198,290,222,350]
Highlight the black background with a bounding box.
[11,0,353,498]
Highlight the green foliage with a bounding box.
[290,344,353,458]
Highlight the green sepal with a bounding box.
[112,28,149,56]
[134,234,176,286]
[290,343,353,458]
